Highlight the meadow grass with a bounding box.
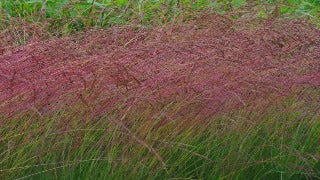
[0,89,319,179]
[0,0,319,37]
[0,0,320,179]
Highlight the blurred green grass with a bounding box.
[0,0,319,34]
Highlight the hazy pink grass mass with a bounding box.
[0,15,319,117]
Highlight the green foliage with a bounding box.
[0,93,319,179]
[232,0,246,9]
[0,0,319,35]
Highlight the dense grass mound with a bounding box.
[0,13,319,179]
[0,14,319,116]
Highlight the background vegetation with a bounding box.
[0,0,320,35]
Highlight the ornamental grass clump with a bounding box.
[0,12,320,179]
[0,13,319,119]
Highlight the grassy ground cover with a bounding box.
[0,89,319,179]
[0,1,319,179]
[0,0,320,44]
